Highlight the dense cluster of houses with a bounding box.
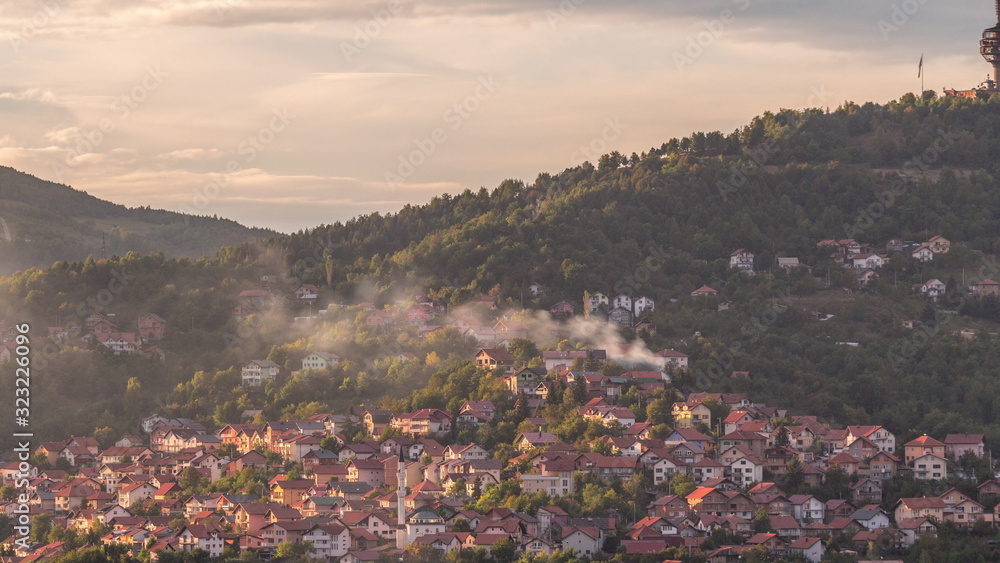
[0,314,166,364]
[4,341,996,563]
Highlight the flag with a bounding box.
[918,54,923,78]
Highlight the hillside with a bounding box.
[4,92,1000,451]
[0,166,279,274]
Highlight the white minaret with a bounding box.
[396,448,407,550]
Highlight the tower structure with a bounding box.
[395,448,408,550]
[982,0,1000,82]
[946,1,1000,97]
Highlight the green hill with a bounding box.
[5,92,1000,451]
[0,166,279,274]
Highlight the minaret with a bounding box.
[981,0,1000,83]
[395,448,407,550]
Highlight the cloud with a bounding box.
[155,148,224,161]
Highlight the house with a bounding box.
[904,435,946,463]
[971,279,1000,298]
[475,349,516,375]
[97,333,139,355]
[856,268,880,287]
[612,294,633,312]
[541,350,606,371]
[788,495,825,525]
[944,434,985,460]
[588,292,609,312]
[895,497,947,522]
[911,245,934,262]
[242,360,280,387]
[653,349,689,371]
[634,296,655,316]
[777,257,801,271]
[550,301,575,320]
[920,279,946,300]
[671,402,711,429]
[897,518,937,548]
[720,447,765,486]
[176,525,225,557]
[788,536,824,563]
[406,508,446,543]
[301,523,350,559]
[851,254,886,269]
[845,426,895,453]
[867,451,901,481]
[608,306,634,328]
[850,507,890,530]
[730,249,755,274]
[301,352,340,371]
[911,453,947,480]
[561,526,603,557]
[137,313,167,341]
[691,286,718,297]
[885,237,905,253]
[926,235,951,254]
[850,479,882,505]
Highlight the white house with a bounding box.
[302,352,341,371]
[588,292,609,312]
[730,249,755,274]
[912,245,934,262]
[634,296,655,317]
[561,527,603,558]
[612,294,633,311]
[241,360,280,387]
[921,279,946,300]
[301,524,350,559]
[406,508,446,543]
[851,254,885,269]
[912,453,947,480]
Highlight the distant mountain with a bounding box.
[0,167,279,274]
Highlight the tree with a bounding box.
[274,540,314,562]
[507,338,539,365]
[30,514,52,543]
[752,507,772,533]
[490,537,516,563]
[671,473,696,498]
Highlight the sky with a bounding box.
[0,0,996,233]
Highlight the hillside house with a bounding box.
[475,349,515,375]
[302,352,340,371]
[920,279,946,300]
[549,301,575,320]
[633,296,654,316]
[588,292,609,312]
[691,286,718,297]
[730,249,755,274]
[971,280,1000,298]
[911,245,934,262]
[904,436,946,463]
[138,313,167,341]
[926,235,951,253]
[944,434,985,460]
[242,360,280,387]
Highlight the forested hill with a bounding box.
[257,92,1000,305]
[5,92,1000,448]
[0,166,278,275]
